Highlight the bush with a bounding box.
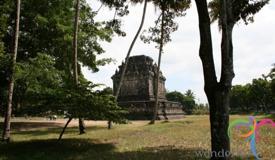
[192,103,209,115]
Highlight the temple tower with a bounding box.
[112,55,184,119]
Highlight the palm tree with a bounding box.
[139,0,190,124]
[150,3,165,124]
[2,0,21,142]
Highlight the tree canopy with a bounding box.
[0,0,127,122]
[230,65,275,113]
[166,90,196,114]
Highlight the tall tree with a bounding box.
[150,3,164,124]
[195,0,230,157]
[114,0,148,99]
[108,0,148,129]
[0,0,126,136]
[183,90,196,114]
[72,0,86,135]
[194,0,269,159]
[2,0,21,142]
[140,0,190,124]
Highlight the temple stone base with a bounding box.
[118,100,184,120]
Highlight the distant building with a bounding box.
[112,55,184,120]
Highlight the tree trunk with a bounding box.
[58,117,73,141]
[150,7,165,124]
[114,0,147,99]
[108,0,147,129]
[194,0,234,159]
[72,0,85,134]
[73,0,80,86]
[208,90,231,160]
[78,118,85,134]
[2,0,21,143]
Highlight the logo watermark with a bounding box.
[195,149,231,158]
[228,116,275,159]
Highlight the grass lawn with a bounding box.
[0,115,274,160]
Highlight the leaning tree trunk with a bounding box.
[195,0,234,159]
[114,0,147,99]
[108,0,148,129]
[58,0,84,139]
[2,0,21,143]
[58,117,73,141]
[73,0,85,135]
[150,7,165,124]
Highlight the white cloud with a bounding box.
[84,0,275,103]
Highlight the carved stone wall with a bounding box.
[112,55,166,101]
[112,55,184,120]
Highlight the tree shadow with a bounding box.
[0,121,63,131]
[173,120,193,125]
[0,122,107,137]
[0,139,254,160]
[11,126,107,137]
[0,138,115,160]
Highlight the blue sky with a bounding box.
[84,0,275,103]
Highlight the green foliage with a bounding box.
[40,83,127,123]
[100,87,113,95]
[1,0,121,72]
[95,0,129,37]
[192,103,209,115]
[268,64,275,96]
[15,53,63,91]
[0,40,10,114]
[10,53,64,115]
[0,0,13,94]
[148,0,191,12]
[9,54,126,123]
[230,84,251,112]
[0,54,10,115]
[209,0,270,26]
[166,90,196,114]
[230,65,275,113]
[271,79,275,97]
[140,0,190,48]
[250,78,274,112]
[0,0,127,123]
[269,63,275,79]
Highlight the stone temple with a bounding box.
[112,55,184,120]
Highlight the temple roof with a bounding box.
[112,55,165,80]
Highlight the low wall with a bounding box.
[118,100,184,120]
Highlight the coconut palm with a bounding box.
[140,0,191,124]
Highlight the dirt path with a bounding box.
[0,117,151,131]
[0,118,108,131]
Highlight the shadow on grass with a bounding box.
[0,121,107,138]
[0,138,115,160]
[0,122,63,131]
[9,125,107,137]
[158,120,193,124]
[0,139,254,160]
